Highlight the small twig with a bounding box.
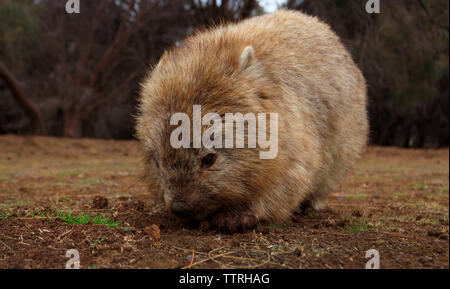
[0,235,15,240]
[0,240,15,254]
[171,245,208,255]
[124,174,146,194]
[208,247,271,269]
[181,251,234,269]
[13,217,45,220]
[56,228,74,242]
[187,250,195,269]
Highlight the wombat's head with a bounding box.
[136,41,280,222]
[154,143,266,221]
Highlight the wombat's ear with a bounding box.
[238,46,255,70]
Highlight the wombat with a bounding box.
[136,10,368,231]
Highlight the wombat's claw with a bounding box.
[211,212,258,232]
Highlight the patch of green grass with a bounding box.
[346,222,371,233]
[89,237,106,249]
[390,192,408,198]
[347,191,370,199]
[390,175,404,181]
[428,187,450,199]
[0,209,11,220]
[424,193,437,199]
[74,177,116,189]
[398,203,410,210]
[0,175,11,181]
[120,226,132,232]
[0,199,29,208]
[57,170,82,178]
[409,183,429,191]
[438,215,449,224]
[55,210,121,227]
[416,218,439,225]
[30,210,56,220]
[294,243,333,256]
[30,208,121,228]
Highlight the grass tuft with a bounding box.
[29,207,122,228]
[346,222,371,233]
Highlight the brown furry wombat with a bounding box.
[136,10,368,231]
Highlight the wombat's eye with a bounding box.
[201,153,217,169]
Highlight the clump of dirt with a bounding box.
[118,200,145,212]
[428,229,448,240]
[144,224,161,240]
[92,196,108,209]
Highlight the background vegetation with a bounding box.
[0,0,448,147]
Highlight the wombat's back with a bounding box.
[221,10,369,210]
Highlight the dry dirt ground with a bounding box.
[0,135,448,269]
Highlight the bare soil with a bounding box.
[0,135,448,268]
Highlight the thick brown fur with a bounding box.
[135,10,368,232]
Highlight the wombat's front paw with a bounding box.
[210,212,259,232]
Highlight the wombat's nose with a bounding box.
[171,201,193,219]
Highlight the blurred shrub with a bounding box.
[0,0,448,147]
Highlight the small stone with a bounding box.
[133,200,145,211]
[351,210,362,217]
[294,247,303,256]
[144,224,161,240]
[92,196,108,209]
[427,230,448,240]
[324,218,336,227]
[199,221,211,232]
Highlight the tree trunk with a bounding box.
[62,108,83,138]
[0,62,47,135]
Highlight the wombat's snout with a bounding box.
[171,201,193,219]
